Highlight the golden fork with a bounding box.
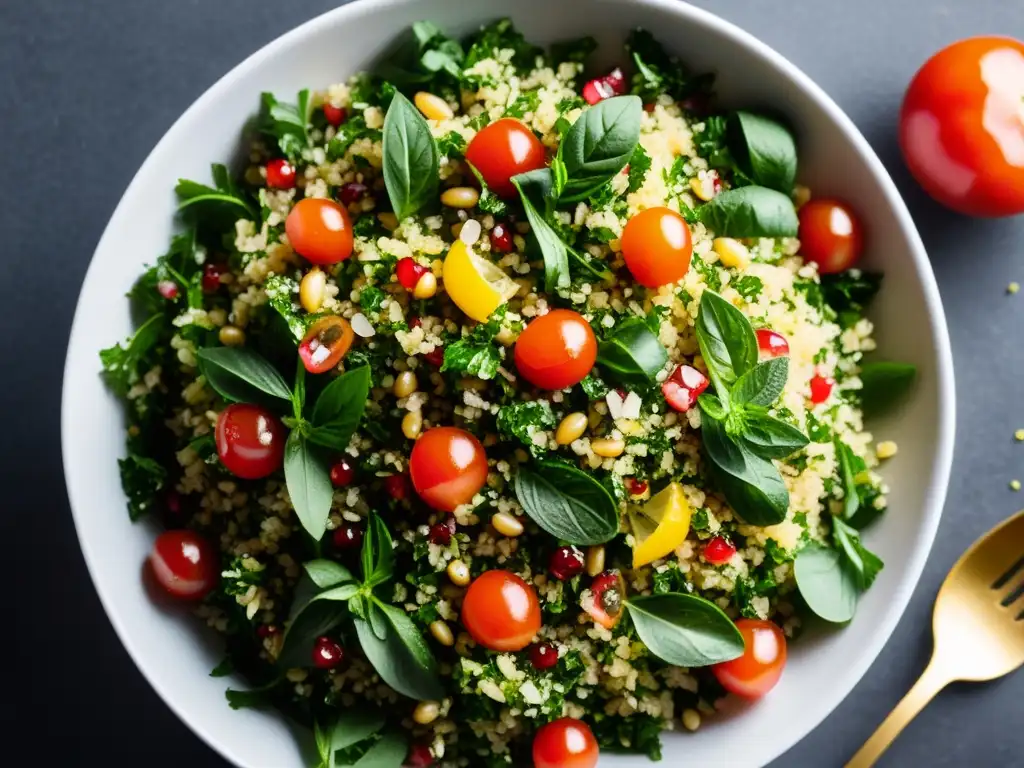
[846,510,1024,767]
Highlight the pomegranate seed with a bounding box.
[429,515,457,546]
[626,478,648,496]
[549,546,585,581]
[312,636,344,669]
[662,365,710,413]
[809,373,834,405]
[323,103,347,127]
[385,474,409,500]
[202,263,226,293]
[704,536,737,566]
[330,458,355,487]
[333,525,364,550]
[405,744,434,768]
[489,222,514,253]
[530,642,559,670]
[409,316,422,329]
[603,67,626,93]
[157,280,179,300]
[164,490,181,516]
[424,346,444,367]
[396,257,428,290]
[756,329,790,358]
[256,624,279,638]
[582,68,627,105]
[266,158,296,190]
[338,182,367,206]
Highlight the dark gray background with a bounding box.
[4,0,1022,765]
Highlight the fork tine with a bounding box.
[1002,579,1024,608]
[993,554,1024,590]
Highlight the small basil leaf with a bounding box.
[331,709,386,752]
[382,92,439,220]
[626,593,744,667]
[596,317,668,385]
[835,439,861,522]
[304,560,354,589]
[197,346,292,404]
[859,361,916,418]
[731,111,797,193]
[697,393,727,422]
[361,513,395,587]
[345,729,409,768]
[308,366,372,451]
[284,431,334,540]
[513,462,619,545]
[354,605,444,701]
[558,95,643,202]
[833,517,884,590]
[794,544,858,623]
[698,186,798,238]
[512,174,570,293]
[513,167,554,205]
[368,601,389,641]
[740,412,809,460]
[702,414,788,525]
[313,582,361,603]
[732,357,788,407]
[695,290,758,389]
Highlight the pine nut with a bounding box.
[413,700,441,725]
[441,187,480,209]
[218,326,246,346]
[591,437,625,458]
[586,546,606,577]
[682,708,701,731]
[712,237,751,270]
[492,511,524,538]
[876,441,898,460]
[402,411,423,440]
[689,176,716,201]
[555,412,588,445]
[447,559,470,586]
[793,184,811,210]
[429,620,455,647]
[413,271,438,299]
[300,268,326,313]
[414,92,454,121]
[377,212,399,230]
[393,371,418,398]
[207,308,227,326]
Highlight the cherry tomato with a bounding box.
[266,158,296,190]
[514,310,597,390]
[323,103,347,127]
[798,199,863,274]
[711,618,787,699]
[532,718,599,768]
[662,364,709,413]
[627,477,649,496]
[900,37,1024,217]
[299,316,354,374]
[461,570,541,651]
[621,207,693,287]
[465,118,546,198]
[409,427,488,512]
[149,530,219,600]
[756,329,790,358]
[584,570,626,629]
[215,403,286,479]
[285,198,354,265]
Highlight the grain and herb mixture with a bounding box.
[100,19,917,768]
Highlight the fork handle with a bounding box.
[845,658,952,768]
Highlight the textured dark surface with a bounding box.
[4,0,1023,765]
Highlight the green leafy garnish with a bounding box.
[496,400,556,457]
[625,593,744,666]
[859,361,916,418]
[625,28,714,103]
[382,92,440,220]
[730,111,798,193]
[556,95,643,203]
[513,460,620,545]
[308,366,373,451]
[697,186,799,238]
[512,174,570,293]
[260,90,312,162]
[596,317,668,385]
[196,346,292,405]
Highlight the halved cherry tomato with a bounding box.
[409,427,488,512]
[215,403,286,479]
[461,570,541,651]
[285,198,354,265]
[900,37,1024,217]
[514,309,597,390]
[532,718,599,768]
[299,316,354,374]
[711,618,787,699]
[798,199,863,274]
[150,530,219,600]
[465,118,546,198]
[621,207,693,287]
[584,570,626,629]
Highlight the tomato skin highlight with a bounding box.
[462,570,541,651]
[514,310,597,390]
[285,198,354,265]
[215,403,286,480]
[798,199,863,274]
[621,207,693,287]
[299,315,354,374]
[409,427,488,512]
[532,718,600,768]
[900,36,1024,217]
[150,530,219,600]
[465,118,547,198]
[711,618,787,699]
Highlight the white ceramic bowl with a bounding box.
[62,0,955,765]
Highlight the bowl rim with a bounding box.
[61,0,956,765]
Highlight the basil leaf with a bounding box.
[361,513,395,587]
[260,90,311,163]
[197,346,292,404]
[382,92,439,220]
[833,517,884,590]
[740,412,809,460]
[278,599,347,669]
[513,462,619,545]
[859,361,916,418]
[698,186,798,238]
[304,560,354,589]
[731,111,797,193]
[512,175,570,293]
[835,439,861,522]
[343,730,409,768]
[794,544,858,623]
[367,601,389,641]
[695,290,757,390]
[514,167,554,204]
[698,393,727,422]
[354,604,444,701]
[626,593,744,667]
[308,366,372,451]
[732,357,788,407]
[331,710,386,752]
[596,317,668,385]
[314,719,332,768]
[284,431,334,540]
[558,95,643,202]
[702,413,788,525]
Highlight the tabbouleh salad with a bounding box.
[100,19,917,768]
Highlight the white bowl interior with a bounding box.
[62,0,954,766]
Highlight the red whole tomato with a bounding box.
[532,718,599,768]
[798,199,864,274]
[621,207,693,287]
[215,403,286,479]
[465,118,547,198]
[409,427,488,512]
[285,198,354,264]
[711,618,788,699]
[900,36,1024,217]
[461,570,541,651]
[513,310,597,390]
[150,530,219,600]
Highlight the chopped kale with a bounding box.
[118,450,167,521]
[462,19,543,85]
[820,270,882,328]
[627,144,652,193]
[732,275,764,301]
[496,400,556,457]
[626,28,714,105]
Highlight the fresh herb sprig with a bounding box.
[382,91,440,221]
[625,593,744,667]
[512,460,621,545]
